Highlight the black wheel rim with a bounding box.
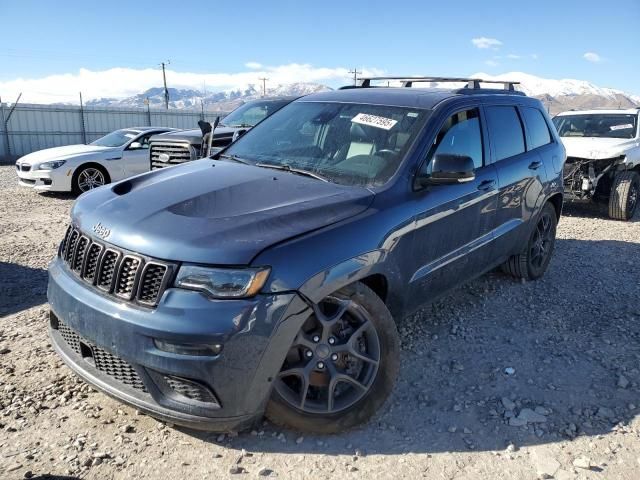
[274,296,381,414]
[530,212,554,269]
[628,182,639,214]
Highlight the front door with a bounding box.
[123,132,154,176]
[407,107,499,312]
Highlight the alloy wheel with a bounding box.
[274,296,381,414]
[530,211,554,269]
[77,168,106,192]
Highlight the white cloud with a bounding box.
[0,63,386,104]
[506,54,521,60]
[484,60,500,67]
[471,37,502,49]
[245,62,263,69]
[531,53,539,60]
[583,52,602,63]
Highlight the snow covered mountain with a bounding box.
[84,74,638,115]
[86,83,331,110]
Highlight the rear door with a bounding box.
[407,106,499,311]
[484,105,546,260]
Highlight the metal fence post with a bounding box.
[0,99,9,162]
[79,92,87,144]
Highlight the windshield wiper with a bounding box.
[218,153,251,165]
[229,123,253,128]
[255,163,328,182]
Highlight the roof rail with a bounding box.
[357,76,521,91]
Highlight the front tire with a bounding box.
[502,202,558,281]
[266,283,399,433]
[608,171,639,221]
[72,165,110,195]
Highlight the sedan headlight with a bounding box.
[175,266,270,299]
[39,160,67,170]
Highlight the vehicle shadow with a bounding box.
[181,238,640,455]
[0,262,48,317]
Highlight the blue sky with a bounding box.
[0,0,638,102]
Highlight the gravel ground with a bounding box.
[0,164,639,480]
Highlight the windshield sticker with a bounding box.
[610,124,633,131]
[351,113,398,130]
[407,112,419,118]
[124,133,136,139]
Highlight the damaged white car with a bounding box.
[553,109,640,220]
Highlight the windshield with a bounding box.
[90,129,138,147]
[553,114,638,139]
[223,101,429,187]
[220,100,290,128]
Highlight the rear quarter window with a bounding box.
[521,107,552,150]
[485,106,526,162]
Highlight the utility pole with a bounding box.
[348,68,362,86]
[79,92,87,144]
[160,61,170,109]
[259,77,268,97]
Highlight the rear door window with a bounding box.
[485,106,526,162]
[521,107,552,150]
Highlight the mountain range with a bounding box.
[85,73,639,115]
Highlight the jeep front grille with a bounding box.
[150,142,196,170]
[60,226,174,307]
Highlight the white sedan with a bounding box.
[15,127,176,194]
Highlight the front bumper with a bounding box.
[16,165,72,192]
[47,257,310,431]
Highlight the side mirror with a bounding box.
[129,141,142,150]
[418,154,476,187]
[232,129,248,142]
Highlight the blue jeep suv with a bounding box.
[47,77,565,433]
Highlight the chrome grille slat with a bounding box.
[150,142,195,170]
[58,225,173,307]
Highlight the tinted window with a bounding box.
[522,107,551,149]
[225,102,429,187]
[485,106,525,161]
[428,108,483,169]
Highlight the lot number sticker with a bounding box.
[610,124,633,131]
[352,113,398,130]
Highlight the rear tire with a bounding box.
[501,202,558,281]
[608,171,639,221]
[266,283,399,433]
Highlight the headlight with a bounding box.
[174,265,270,299]
[39,160,67,170]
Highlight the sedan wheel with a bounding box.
[75,167,107,193]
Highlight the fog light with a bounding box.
[154,339,223,356]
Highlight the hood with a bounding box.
[17,144,115,165]
[150,127,237,145]
[71,160,374,264]
[561,137,637,160]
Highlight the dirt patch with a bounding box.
[1,165,639,479]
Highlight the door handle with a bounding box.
[477,179,496,191]
[528,161,542,170]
